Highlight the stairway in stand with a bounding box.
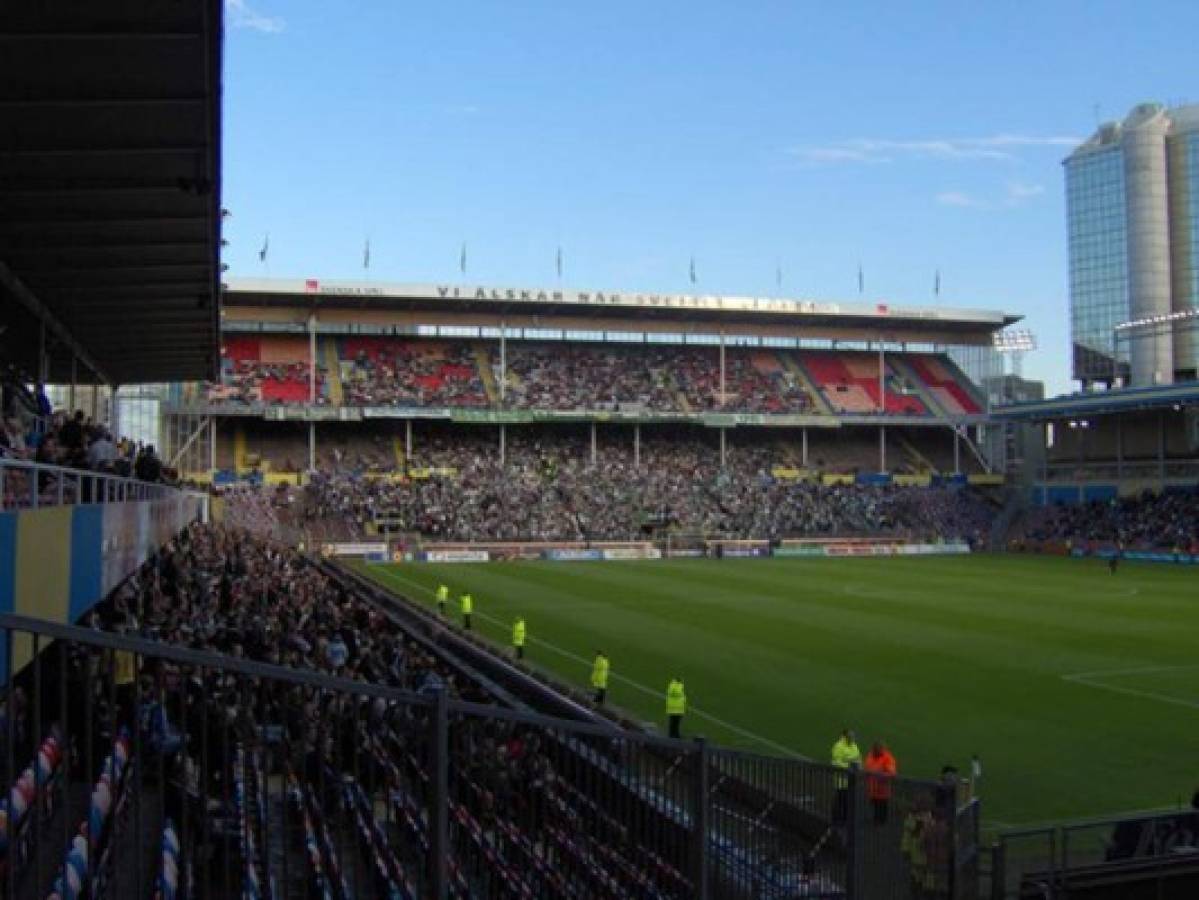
[322,338,344,406]
[473,344,500,405]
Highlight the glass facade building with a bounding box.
[1066,144,1129,385]
[1065,103,1199,387]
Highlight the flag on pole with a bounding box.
[363,238,371,270]
[689,256,697,285]
[258,234,269,263]
[934,269,941,297]
[776,259,782,291]
[556,246,563,280]
[459,242,467,275]
[857,263,864,295]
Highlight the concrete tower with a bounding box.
[1120,103,1173,385]
[1167,105,1199,381]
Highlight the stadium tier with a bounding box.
[204,335,985,419]
[210,424,993,545]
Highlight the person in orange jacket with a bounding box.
[864,740,898,824]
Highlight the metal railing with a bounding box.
[990,808,1199,899]
[0,614,973,899]
[0,457,180,510]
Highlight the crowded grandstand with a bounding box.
[149,278,1011,551]
[5,2,1199,899]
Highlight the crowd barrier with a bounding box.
[0,457,183,511]
[991,808,1199,899]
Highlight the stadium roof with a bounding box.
[0,1,224,385]
[991,380,1199,421]
[225,277,1021,335]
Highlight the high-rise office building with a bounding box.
[1065,102,1199,388]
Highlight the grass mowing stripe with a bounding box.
[369,565,809,758]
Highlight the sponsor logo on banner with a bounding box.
[897,542,970,556]
[722,547,768,558]
[323,542,388,557]
[1079,549,1198,566]
[544,549,604,561]
[422,550,490,563]
[777,541,970,559]
[601,548,663,560]
[665,549,707,558]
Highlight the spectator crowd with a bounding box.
[278,430,992,545]
[1019,490,1199,553]
[207,339,819,416]
[1,407,167,506]
[206,359,325,407]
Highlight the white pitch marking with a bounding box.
[372,566,811,760]
[843,583,1140,602]
[1061,665,1199,711]
[1059,664,1199,681]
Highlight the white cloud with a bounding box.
[227,0,285,34]
[936,191,979,208]
[799,146,891,164]
[935,181,1046,211]
[791,134,1080,165]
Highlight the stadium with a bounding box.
[1,3,1199,900]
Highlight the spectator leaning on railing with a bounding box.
[1,408,170,509]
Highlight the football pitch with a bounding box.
[350,554,1199,828]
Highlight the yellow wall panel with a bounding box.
[13,506,73,668]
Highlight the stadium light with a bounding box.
[1114,308,1199,331]
[992,329,1037,352]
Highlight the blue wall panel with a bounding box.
[69,505,105,623]
[0,512,16,616]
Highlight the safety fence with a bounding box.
[0,457,184,511]
[989,808,1199,899]
[0,614,975,899]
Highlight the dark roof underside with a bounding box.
[0,1,223,385]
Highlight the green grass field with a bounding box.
[350,554,1199,828]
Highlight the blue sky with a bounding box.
[221,0,1199,394]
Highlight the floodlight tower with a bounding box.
[992,329,1037,382]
